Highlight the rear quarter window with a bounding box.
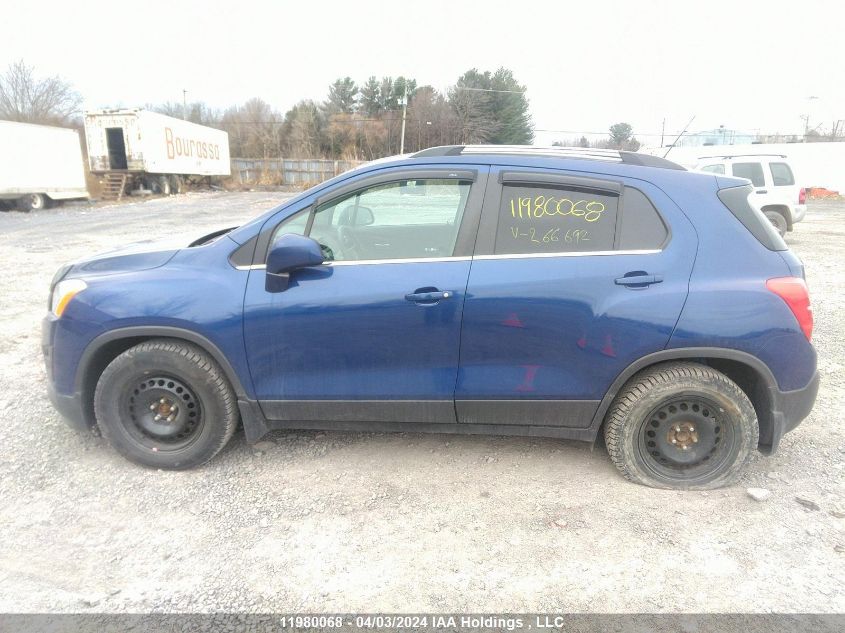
[717,184,787,251]
[769,162,795,186]
[617,188,668,250]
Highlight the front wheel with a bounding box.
[94,339,239,469]
[603,362,758,489]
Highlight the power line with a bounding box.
[452,86,527,94]
[207,119,816,139]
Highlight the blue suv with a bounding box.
[42,146,819,489]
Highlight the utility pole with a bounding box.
[660,118,665,148]
[804,96,819,138]
[399,83,408,154]
[183,89,188,121]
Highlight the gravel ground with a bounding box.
[0,193,843,614]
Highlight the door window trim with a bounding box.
[473,249,660,261]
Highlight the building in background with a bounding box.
[672,127,758,147]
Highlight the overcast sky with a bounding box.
[3,0,843,147]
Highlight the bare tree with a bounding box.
[0,60,82,126]
[220,98,284,158]
[149,101,221,127]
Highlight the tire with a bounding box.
[764,210,788,236]
[94,339,239,469]
[150,175,171,195]
[169,175,183,194]
[17,193,47,212]
[603,362,758,490]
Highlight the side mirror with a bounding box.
[355,206,375,226]
[337,204,374,226]
[265,233,325,292]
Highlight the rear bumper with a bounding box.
[793,204,807,223]
[762,370,819,454]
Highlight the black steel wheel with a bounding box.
[94,339,238,469]
[604,362,758,489]
[636,396,737,483]
[120,374,204,451]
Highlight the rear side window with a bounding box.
[617,188,668,249]
[731,162,766,187]
[770,162,795,186]
[700,164,725,174]
[494,185,619,254]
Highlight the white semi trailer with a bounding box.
[84,109,230,197]
[0,120,90,211]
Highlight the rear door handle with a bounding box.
[615,274,663,287]
[405,290,453,303]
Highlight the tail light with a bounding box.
[766,277,813,340]
[799,188,807,204]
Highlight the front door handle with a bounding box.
[405,289,453,303]
[615,273,664,287]
[756,189,768,194]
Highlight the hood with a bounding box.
[68,225,236,276]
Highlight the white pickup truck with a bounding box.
[0,120,90,211]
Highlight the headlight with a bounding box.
[50,279,87,317]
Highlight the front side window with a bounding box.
[700,164,725,174]
[308,179,471,262]
[769,162,795,186]
[732,162,766,187]
[493,185,619,254]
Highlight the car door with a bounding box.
[242,165,489,424]
[455,166,696,428]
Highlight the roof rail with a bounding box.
[412,146,464,157]
[411,145,684,170]
[696,154,787,160]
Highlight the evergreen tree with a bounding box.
[448,67,533,145]
[326,77,358,114]
[487,67,532,144]
[359,76,381,116]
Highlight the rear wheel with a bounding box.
[94,339,239,469]
[156,175,172,195]
[17,193,47,212]
[169,175,183,194]
[764,209,788,236]
[603,362,758,489]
